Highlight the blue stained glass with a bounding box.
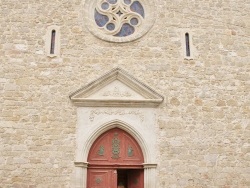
[107,0,117,4]
[124,0,131,5]
[130,18,138,25]
[115,23,135,37]
[130,1,144,18]
[107,23,115,31]
[101,2,109,10]
[95,9,109,27]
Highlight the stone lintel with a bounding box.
[74,161,89,168]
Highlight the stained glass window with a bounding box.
[115,23,135,37]
[95,10,109,27]
[94,0,145,37]
[130,1,144,18]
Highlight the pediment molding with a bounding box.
[69,68,164,107]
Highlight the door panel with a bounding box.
[87,169,117,188]
[127,169,144,188]
[88,128,144,166]
[87,128,144,188]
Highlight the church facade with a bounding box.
[0,0,249,187]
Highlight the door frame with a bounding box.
[74,120,157,188]
[86,127,144,188]
[87,167,144,188]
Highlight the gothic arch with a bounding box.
[86,127,145,188]
[74,120,157,188]
[71,68,162,188]
[80,120,150,163]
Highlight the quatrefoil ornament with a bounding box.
[83,0,155,42]
[95,0,144,37]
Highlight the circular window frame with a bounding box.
[83,0,155,43]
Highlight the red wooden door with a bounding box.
[128,169,144,188]
[87,169,117,188]
[87,128,144,188]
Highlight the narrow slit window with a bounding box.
[50,30,56,54]
[46,26,60,57]
[185,32,190,57]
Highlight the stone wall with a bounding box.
[0,0,249,187]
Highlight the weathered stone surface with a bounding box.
[0,0,249,187]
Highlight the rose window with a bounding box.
[94,0,144,37]
[83,0,155,42]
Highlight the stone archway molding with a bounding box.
[79,119,151,162]
[70,68,163,188]
[74,120,157,188]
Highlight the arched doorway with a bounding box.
[87,128,144,188]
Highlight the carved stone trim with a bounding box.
[71,99,163,107]
[89,109,144,122]
[82,0,155,42]
[102,86,132,97]
[74,161,89,168]
[75,120,158,188]
[69,68,164,107]
[143,163,157,169]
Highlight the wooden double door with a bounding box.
[87,128,144,188]
[87,168,143,188]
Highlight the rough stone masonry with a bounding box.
[0,0,249,187]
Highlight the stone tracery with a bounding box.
[94,0,144,37]
[84,0,155,42]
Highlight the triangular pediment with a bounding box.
[69,68,164,107]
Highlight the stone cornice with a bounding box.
[143,163,157,169]
[69,68,164,107]
[74,162,88,168]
